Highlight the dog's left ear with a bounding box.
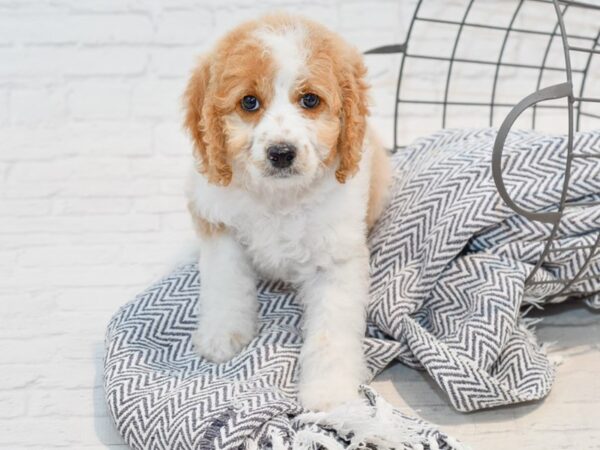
[335,51,369,184]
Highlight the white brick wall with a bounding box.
[0,1,407,448]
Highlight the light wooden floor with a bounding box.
[372,301,600,450]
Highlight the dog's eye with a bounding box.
[241,95,260,112]
[299,93,320,109]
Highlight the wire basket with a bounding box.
[367,0,600,301]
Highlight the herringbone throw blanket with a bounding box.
[105,128,600,450]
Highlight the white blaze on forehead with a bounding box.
[247,21,321,184]
[255,24,308,97]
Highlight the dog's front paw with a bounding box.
[298,373,362,411]
[193,317,256,363]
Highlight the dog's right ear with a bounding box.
[184,55,232,186]
[184,56,210,172]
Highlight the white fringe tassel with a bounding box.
[292,388,468,450]
[244,388,467,449]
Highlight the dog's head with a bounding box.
[184,14,369,192]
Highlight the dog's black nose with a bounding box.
[267,143,296,169]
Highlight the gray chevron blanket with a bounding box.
[105,128,600,450]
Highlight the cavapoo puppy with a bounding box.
[184,13,391,411]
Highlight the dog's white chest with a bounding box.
[235,206,331,283]
[187,157,371,284]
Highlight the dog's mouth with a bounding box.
[264,167,300,178]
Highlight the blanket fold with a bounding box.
[105,128,600,449]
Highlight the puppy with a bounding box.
[184,13,391,411]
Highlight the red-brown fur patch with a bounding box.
[184,20,276,185]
